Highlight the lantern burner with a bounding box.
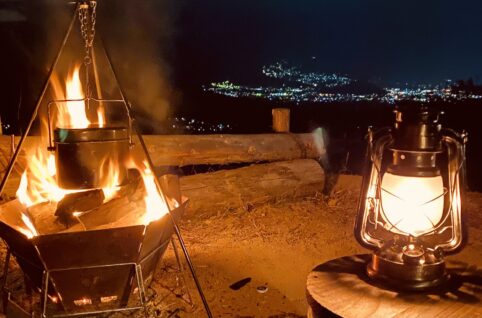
[367,240,447,290]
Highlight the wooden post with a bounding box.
[272,108,290,133]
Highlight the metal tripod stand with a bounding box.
[0,1,212,317]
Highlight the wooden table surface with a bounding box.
[306,254,482,318]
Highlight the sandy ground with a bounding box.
[1,175,481,317]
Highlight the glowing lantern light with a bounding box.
[354,105,467,290]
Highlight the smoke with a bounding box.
[36,0,180,133]
[312,127,330,170]
[99,0,181,132]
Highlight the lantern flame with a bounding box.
[381,173,445,236]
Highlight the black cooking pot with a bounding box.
[54,126,129,189]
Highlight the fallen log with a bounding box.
[0,159,324,232]
[142,133,325,166]
[0,132,326,171]
[180,159,325,217]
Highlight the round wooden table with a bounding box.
[306,254,482,318]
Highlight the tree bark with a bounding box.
[180,159,325,218]
[0,133,326,172]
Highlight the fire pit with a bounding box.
[1,192,186,316]
[0,1,211,317]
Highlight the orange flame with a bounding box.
[16,149,71,206]
[97,106,106,128]
[98,156,122,201]
[20,213,38,238]
[15,64,171,237]
[139,161,169,224]
[15,65,121,226]
[56,66,89,129]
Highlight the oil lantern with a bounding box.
[354,105,468,290]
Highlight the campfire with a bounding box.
[13,63,174,234]
[0,61,187,316]
[0,2,202,317]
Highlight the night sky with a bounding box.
[1,0,482,189]
[1,1,482,97]
[174,0,482,86]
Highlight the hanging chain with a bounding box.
[78,1,96,65]
[78,1,97,99]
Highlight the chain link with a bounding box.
[78,1,97,65]
[78,1,97,99]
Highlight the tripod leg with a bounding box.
[0,3,79,196]
[101,40,213,318]
[1,249,11,312]
[170,238,194,307]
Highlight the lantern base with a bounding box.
[367,253,448,291]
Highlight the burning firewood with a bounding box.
[55,189,105,227]
[65,175,148,232]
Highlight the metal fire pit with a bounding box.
[0,2,212,317]
[0,181,187,317]
[54,127,130,190]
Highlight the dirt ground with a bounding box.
[1,175,481,317]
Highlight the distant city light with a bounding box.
[203,61,482,104]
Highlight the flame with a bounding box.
[139,161,169,224]
[14,64,173,237]
[16,147,122,208]
[97,106,106,128]
[98,156,122,201]
[381,173,444,236]
[56,66,90,129]
[15,65,121,230]
[20,213,38,238]
[16,149,70,206]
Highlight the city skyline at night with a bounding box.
[204,61,482,104]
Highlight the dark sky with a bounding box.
[174,0,482,86]
[1,0,482,133]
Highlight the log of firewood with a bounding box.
[66,178,147,232]
[1,159,324,233]
[142,133,325,166]
[21,177,146,235]
[0,133,326,174]
[55,189,105,226]
[180,159,325,217]
[26,201,64,235]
